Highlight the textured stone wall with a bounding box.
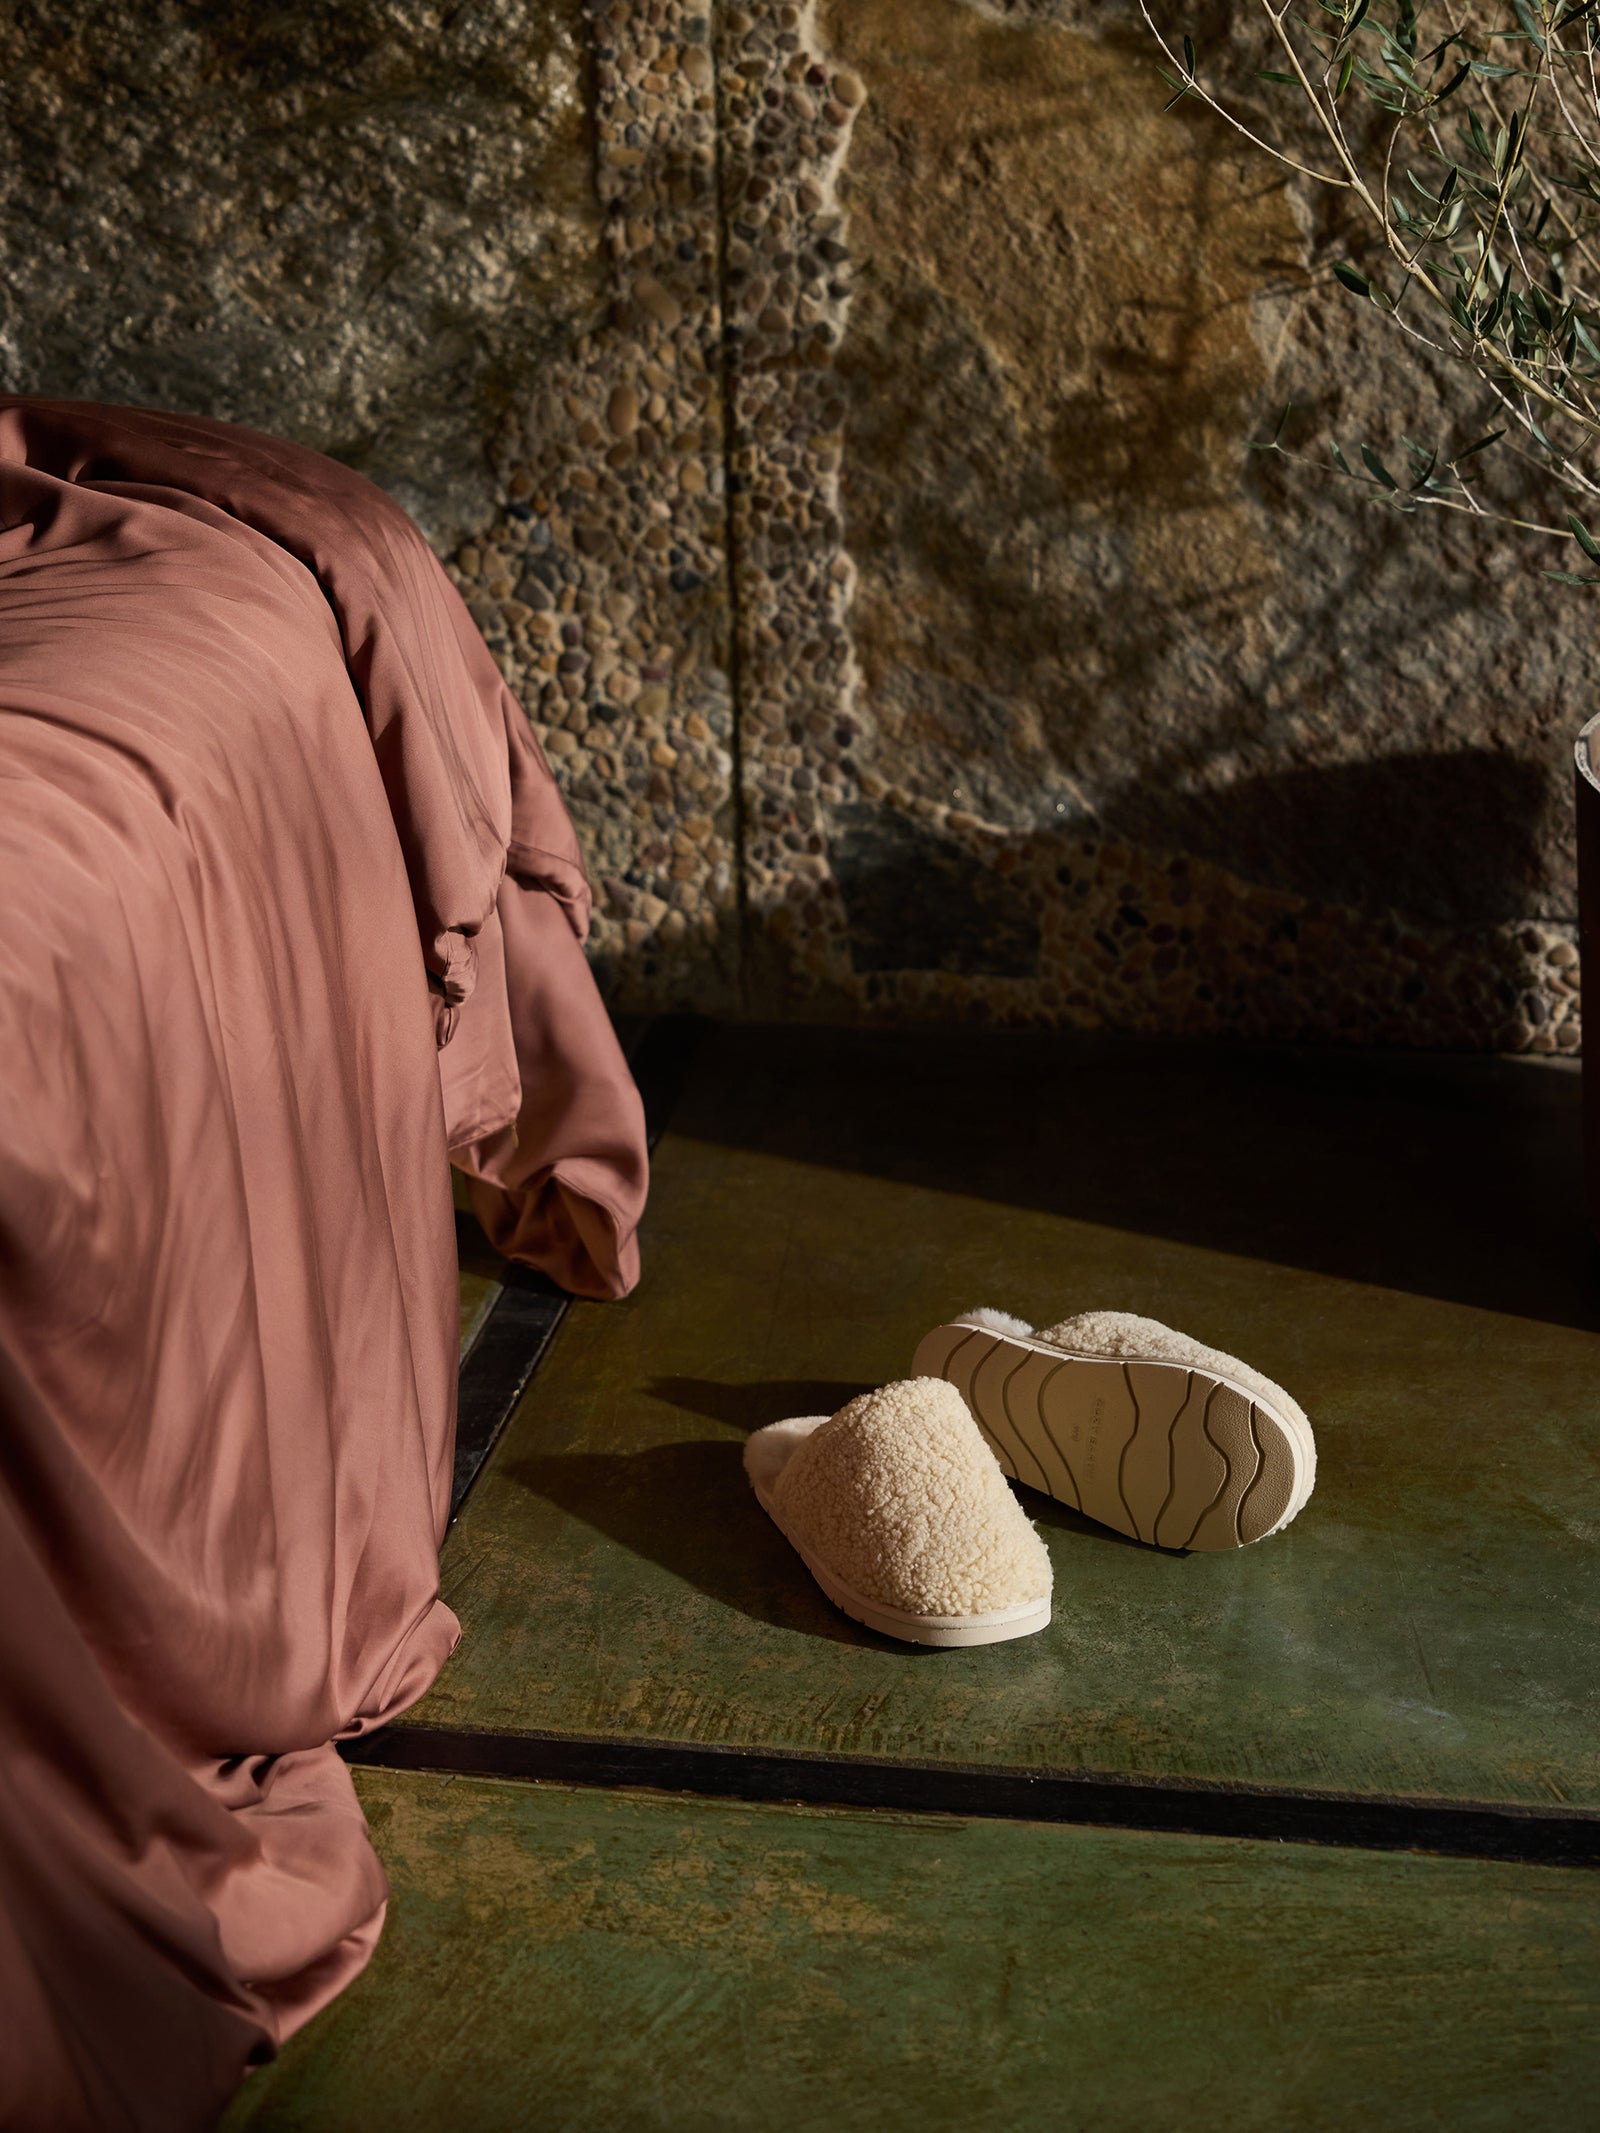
[0,0,602,544]
[0,0,1585,1052]
[787,0,1584,1051]
[462,0,743,1005]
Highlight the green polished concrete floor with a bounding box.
[230,1769,1600,2133]
[230,1026,1600,2130]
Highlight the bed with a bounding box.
[0,399,648,2129]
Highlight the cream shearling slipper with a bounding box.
[912,1308,1315,1551]
[743,1378,1053,1647]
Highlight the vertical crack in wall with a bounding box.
[448,0,741,1008]
[442,0,870,1021]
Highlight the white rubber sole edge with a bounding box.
[745,1416,1052,1649]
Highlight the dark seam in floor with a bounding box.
[343,1725,1600,1870]
[449,1272,568,1522]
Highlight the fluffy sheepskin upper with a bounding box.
[956,1305,1307,1434]
[1036,1310,1311,1438]
[773,1378,1052,1617]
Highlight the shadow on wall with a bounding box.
[826,804,1042,977]
[1102,748,1557,931]
[817,748,1555,990]
[0,0,604,548]
[591,741,1569,1058]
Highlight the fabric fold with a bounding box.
[0,398,647,2128]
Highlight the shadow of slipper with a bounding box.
[504,1436,918,1647]
[645,1375,874,1430]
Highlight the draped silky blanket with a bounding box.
[0,401,648,2129]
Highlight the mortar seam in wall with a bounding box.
[708,0,754,1011]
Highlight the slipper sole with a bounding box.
[911,1324,1311,1551]
[747,1418,1053,1648]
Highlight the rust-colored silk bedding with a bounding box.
[0,401,647,2128]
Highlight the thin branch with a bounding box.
[1265,439,1583,532]
[1140,0,1600,558]
[1136,1,1357,183]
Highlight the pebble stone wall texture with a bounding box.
[419,0,1590,1052]
[450,0,743,1003]
[0,0,1587,1051]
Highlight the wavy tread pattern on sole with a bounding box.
[1235,1401,1297,1544]
[912,1326,1303,1552]
[1155,1378,1229,1550]
[1185,1385,1263,1551]
[1118,1363,1187,1544]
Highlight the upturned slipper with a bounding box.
[912,1308,1315,1551]
[743,1378,1053,1647]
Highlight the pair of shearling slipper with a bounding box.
[744,1307,1315,1648]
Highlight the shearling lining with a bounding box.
[952,1305,1035,1339]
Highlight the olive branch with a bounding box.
[1141,0,1600,580]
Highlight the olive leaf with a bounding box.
[1140,0,1600,588]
